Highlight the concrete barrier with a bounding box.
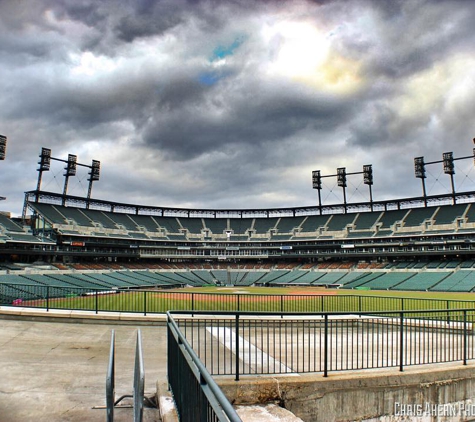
[218,363,475,422]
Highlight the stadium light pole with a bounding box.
[363,164,374,211]
[62,154,77,206]
[442,152,456,204]
[416,141,475,206]
[414,157,427,207]
[36,147,52,202]
[337,167,347,214]
[86,160,101,208]
[0,134,7,201]
[312,170,323,215]
[313,165,374,214]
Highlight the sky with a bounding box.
[1,0,475,217]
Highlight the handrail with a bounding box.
[169,309,475,380]
[106,330,115,422]
[167,312,242,422]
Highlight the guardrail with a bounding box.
[103,329,145,422]
[170,309,475,379]
[2,283,475,315]
[106,330,115,422]
[167,312,242,422]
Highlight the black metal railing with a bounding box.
[170,309,475,379]
[104,329,145,422]
[106,330,115,422]
[167,313,242,422]
[2,283,475,316]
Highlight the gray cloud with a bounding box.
[1,0,475,216]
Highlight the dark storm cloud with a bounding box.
[1,0,475,216]
[142,80,355,160]
[348,0,475,79]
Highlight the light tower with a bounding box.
[0,134,7,201]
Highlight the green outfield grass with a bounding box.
[23,285,475,315]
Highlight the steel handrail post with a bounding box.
[463,310,468,365]
[235,314,240,381]
[144,291,147,316]
[324,314,329,377]
[399,311,404,372]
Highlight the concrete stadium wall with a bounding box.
[218,363,475,422]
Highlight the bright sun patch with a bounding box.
[264,20,363,95]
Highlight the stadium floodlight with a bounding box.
[363,164,373,185]
[86,160,101,205]
[0,134,7,160]
[312,170,323,214]
[38,147,52,171]
[363,164,374,211]
[62,154,77,205]
[443,152,455,175]
[337,167,347,187]
[414,156,428,206]
[89,160,101,181]
[312,170,322,189]
[64,154,77,177]
[35,147,52,197]
[337,167,348,213]
[414,157,426,179]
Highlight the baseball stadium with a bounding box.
[3,138,475,421]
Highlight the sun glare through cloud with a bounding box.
[264,20,362,95]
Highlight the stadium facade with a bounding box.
[0,188,473,267]
[1,144,475,268]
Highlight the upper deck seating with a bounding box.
[275,216,305,233]
[353,212,382,230]
[253,218,279,234]
[464,204,475,223]
[127,215,161,232]
[403,207,437,227]
[180,218,204,234]
[80,209,117,229]
[229,218,254,235]
[203,218,228,235]
[433,204,468,225]
[299,215,330,232]
[29,203,67,225]
[154,217,182,233]
[377,209,408,229]
[59,207,95,227]
[326,214,356,231]
[101,211,138,231]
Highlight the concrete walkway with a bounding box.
[0,308,168,422]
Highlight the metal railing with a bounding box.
[103,329,145,422]
[106,330,115,422]
[167,312,242,422]
[2,283,475,315]
[170,309,475,379]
